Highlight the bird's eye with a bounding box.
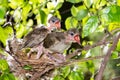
[70,32,74,36]
[52,20,55,23]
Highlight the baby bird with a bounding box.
[38,28,80,63]
[21,16,61,58]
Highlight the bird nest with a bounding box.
[5,38,66,80]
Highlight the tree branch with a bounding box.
[29,65,55,80]
[66,40,110,60]
[95,33,120,80]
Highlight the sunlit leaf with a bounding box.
[0,0,8,7]
[0,26,13,46]
[111,51,118,59]
[47,2,55,10]
[108,22,120,32]
[53,75,64,80]
[0,7,6,19]
[71,5,78,17]
[0,73,15,80]
[55,2,63,10]
[0,19,6,25]
[29,0,39,4]
[68,71,83,80]
[16,24,26,38]
[9,0,24,9]
[61,66,71,78]
[95,0,106,9]
[84,0,93,8]
[86,61,95,73]
[65,17,78,30]
[22,4,32,21]
[92,0,100,9]
[116,39,120,51]
[117,0,120,6]
[82,16,99,37]
[66,0,82,3]
[100,5,120,24]
[0,59,9,71]
[99,0,106,8]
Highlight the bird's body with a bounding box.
[43,32,71,53]
[22,27,49,48]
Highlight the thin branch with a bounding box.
[66,40,110,60]
[95,33,120,80]
[112,76,120,80]
[29,65,55,80]
[2,48,23,67]
[60,55,105,68]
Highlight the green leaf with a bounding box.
[65,17,78,30]
[0,7,6,19]
[0,19,6,25]
[0,26,13,46]
[76,9,88,21]
[39,9,47,24]
[111,51,118,59]
[61,66,71,78]
[55,2,63,10]
[13,9,21,23]
[22,4,32,21]
[16,24,26,38]
[71,5,78,17]
[86,61,95,73]
[53,75,64,80]
[66,0,82,3]
[47,2,55,10]
[84,0,93,8]
[0,0,8,7]
[108,22,120,32]
[116,39,120,51]
[71,5,88,21]
[117,0,120,6]
[82,16,99,37]
[0,59,9,72]
[100,5,120,24]
[23,65,32,70]
[9,0,24,9]
[68,71,83,80]
[0,73,15,80]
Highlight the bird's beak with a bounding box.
[74,34,80,45]
[55,21,61,30]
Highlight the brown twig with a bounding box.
[112,76,120,80]
[95,33,120,80]
[4,49,23,67]
[59,55,105,68]
[66,40,110,60]
[29,65,55,80]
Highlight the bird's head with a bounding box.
[66,28,80,44]
[48,16,61,31]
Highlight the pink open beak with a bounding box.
[55,21,61,29]
[74,34,80,44]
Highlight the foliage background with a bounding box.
[0,0,120,80]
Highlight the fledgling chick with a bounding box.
[21,16,61,58]
[40,28,80,63]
